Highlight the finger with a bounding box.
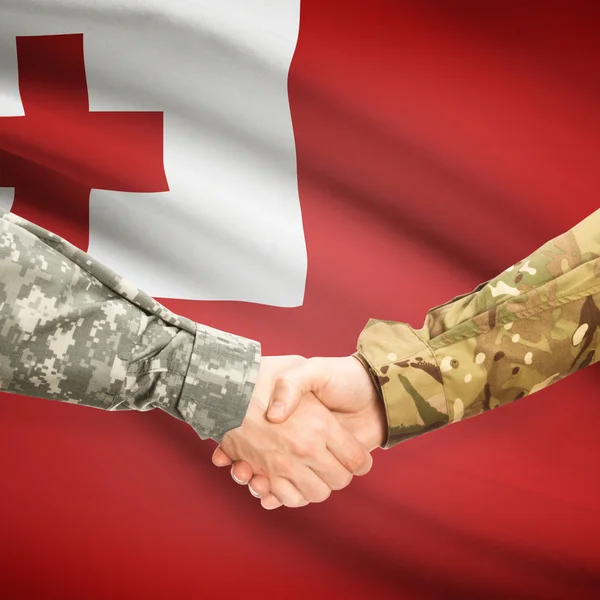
[248,475,271,497]
[268,477,309,508]
[268,361,325,423]
[310,452,353,491]
[260,493,283,510]
[286,468,331,504]
[326,421,373,477]
[230,461,254,485]
[212,446,233,467]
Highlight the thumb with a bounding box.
[267,361,323,423]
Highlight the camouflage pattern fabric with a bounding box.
[356,210,600,448]
[0,210,260,441]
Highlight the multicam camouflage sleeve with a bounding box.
[356,210,600,448]
[0,210,260,441]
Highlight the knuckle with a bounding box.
[346,449,368,474]
[273,375,285,390]
[361,454,374,474]
[290,438,313,459]
[274,374,293,392]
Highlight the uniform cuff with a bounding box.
[356,319,449,448]
[178,324,260,441]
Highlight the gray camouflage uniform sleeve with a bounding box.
[0,210,260,441]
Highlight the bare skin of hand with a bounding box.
[216,356,374,508]
[213,356,386,509]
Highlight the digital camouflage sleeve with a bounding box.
[356,210,600,448]
[0,210,260,441]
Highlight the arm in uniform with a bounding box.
[0,210,260,442]
[356,210,600,447]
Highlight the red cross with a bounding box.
[0,34,168,249]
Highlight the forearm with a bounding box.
[356,210,600,447]
[0,210,260,441]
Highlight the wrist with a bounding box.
[349,355,387,450]
[363,398,387,451]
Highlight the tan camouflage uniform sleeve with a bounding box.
[355,210,600,448]
[0,210,260,441]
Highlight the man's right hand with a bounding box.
[216,356,374,508]
[214,356,387,509]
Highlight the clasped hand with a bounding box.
[212,355,386,509]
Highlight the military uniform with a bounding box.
[1,208,598,448]
[0,209,260,442]
[356,210,600,448]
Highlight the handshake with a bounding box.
[212,355,387,510]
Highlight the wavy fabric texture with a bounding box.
[1,1,599,599]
